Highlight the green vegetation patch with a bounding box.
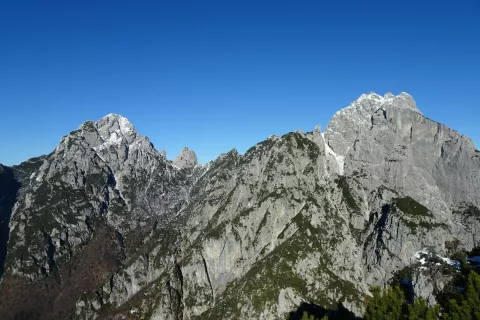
[281,132,320,160]
[463,205,480,220]
[254,210,272,241]
[335,177,360,212]
[393,197,432,218]
[244,137,277,157]
[81,121,97,132]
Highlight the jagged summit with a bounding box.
[71,114,139,149]
[90,114,138,148]
[350,91,420,114]
[97,113,136,134]
[78,114,136,135]
[173,147,198,169]
[2,94,479,319]
[324,92,422,155]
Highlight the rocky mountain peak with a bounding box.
[354,92,420,114]
[324,92,422,155]
[93,114,137,146]
[393,92,419,113]
[173,147,198,169]
[98,113,134,129]
[1,94,479,320]
[65,114,140,152]
[43,114,163,192]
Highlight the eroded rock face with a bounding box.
[173,147,198,169]
[0,114,195,319]
[0,93,479,320]
[325,93,479,210]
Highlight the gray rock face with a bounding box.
[0,93,479,319]
[325,92,479,211]
[0,114,195,319]
[173,147,198,169]
[325,92,420,156]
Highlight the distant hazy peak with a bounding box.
[173,147,198,169]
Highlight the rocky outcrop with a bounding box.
[0,114,195,319]
[325,93,479,210]
[173,147,198,169]
[0,93,478,319]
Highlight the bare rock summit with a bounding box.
[173,147,198,169]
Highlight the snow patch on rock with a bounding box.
[412,248,461,269]
[322,133,345,175]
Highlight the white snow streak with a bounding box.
[412,248,461,269]
[118,116,134,134]
[321,133,345,175]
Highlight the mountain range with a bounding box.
[0,92,479,320]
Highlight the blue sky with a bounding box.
[1,0,479,165]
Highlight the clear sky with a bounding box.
[1,0,479,165]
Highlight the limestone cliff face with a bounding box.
[0,94,479,319]
[325,92,479,211]
[173,147,198,169]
